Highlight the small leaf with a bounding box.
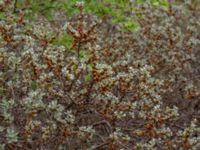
[84,74,92,81]
[6,128,18,143]
[79,50,86,58]
[87,64,93,71]
[31,81,37,91]
[53,34,73,49]
[0,12,5,20]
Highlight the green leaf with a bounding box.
[87,63,93,71]
[84,74,92,81]
[6,128,18,143]
[79,50,86,58]
[31,81,37,91]
[53,34,73,49]
[0,12,5,20]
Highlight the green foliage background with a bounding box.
[10,0,199,51]
[14,0,171,31]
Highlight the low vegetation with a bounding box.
[0,0,200,149]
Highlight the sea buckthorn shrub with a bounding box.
[0,1,200,150]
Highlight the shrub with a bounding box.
[0,0,199,149]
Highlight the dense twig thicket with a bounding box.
[0,0,200,150]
